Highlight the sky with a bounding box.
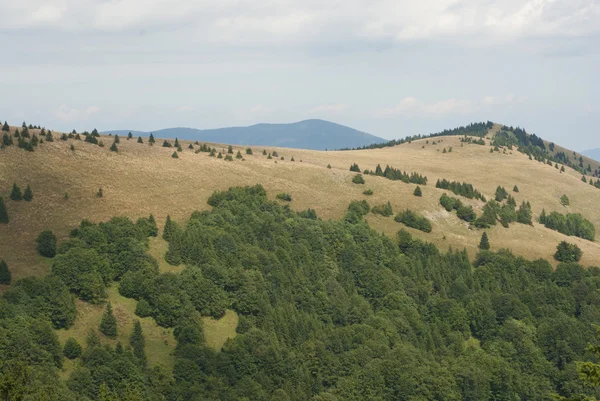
[1,0,599,150]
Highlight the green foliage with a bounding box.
[36,230,57,258]
[246,147,253,155]
[52,247,109,303]
[276,193,292,202]
[495,186,508,202]
[2,121,8,131]
[172,151,179,158]
[436,179,486,201]
[97,188,103,198]
[327,164,332,169]
[227,145,233,154]
[365,164,428,185]
[352,174,365,184]
[513,185,519,192]
[560,194,570,206]
[349,163,361,172]
[162,140,172,148]
[130,320,146,365]
[0,197,8,223]
[363,188,373,195]
[371,201,393,217]
[413,186,422,196]
[174,138,180,148]
[63,337,82,359]
[10,183,22,201]
[22,184,33,201]
[135,299,152,318]
[137,136,143,143]
[163,215,177,241]
[110,142,118,152]
[345,199,370,223]
[148,133,155,143]
[0,260,11,285]
[224,154,234,161]
[235,150,242,159]
[128,132,132,140]
[99,302,118,338]
[540,211,595,241]
[474,201,499,228]
[395,209,433,232]
[114,134,120,144]
[517,201,533,225]
[440,194,476,222]
[554,241,582,262]
[479,232,490,250]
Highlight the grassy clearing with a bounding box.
[202,310,239,350]
[148,236,183,274]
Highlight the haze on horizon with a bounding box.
[1,0,599,150]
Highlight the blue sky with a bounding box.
[1,0,599,150]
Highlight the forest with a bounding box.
[1,185,600,400]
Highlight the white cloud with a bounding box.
[310,103,348,113]
[482,94,528,105]
[54,105,100,122]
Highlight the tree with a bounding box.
[110,142,118,152]
[114,134,120,144]
[99,302,118,338]
[163,215,175,241]
[327,164,332,169]
[0,197,8,223]
[246,147,253,155]
[188,143,194,150]
[172,151,179,159]
[36,230,57,258]
[149,133,155,144]
[513,185,519,193]
[2,121,8,131]
[350,163,361,172]
[227,145,233,154]
[554,241,582,262]
[0,260,11,284]
[352,174,365,184]
[135,299,152,318]
[414,186,422,197]
[63,337,82,359]
[236,150,243,159]
[263,149,267,155]
[276,193,292,201]
[10,183,22,201]
[128,132,133,140]
[137,136,143,143]
[21,184,33,202]
[174,138,180,148]
[560,194,569,206]
[97,188,103,198]
[479,232,490,250]
[130,320,146,365]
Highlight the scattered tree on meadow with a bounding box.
[272,151,279,157]
[327,164,332,169]
[291,157,295,161]
[513,185,519,193]
[137,136,143,143]
[63,337,82,359]
[554,241,582,262]
[263,149,267,155]
[114,135,120,144]
[246,147,253,155]
[128,132,132,140]
[217,152,223,159]
[516,201,533,225]
[394,209,432,232]
[495,186,508,202]
[560,194,569,206]
[363,188,373,195]
[149,133,155,144]
[172,151,179,159]
[23,184,33,201]
[352,174,365,184]
[2,121,8,131]
[276,193,292,202]
[227,145,233,154]
[10,183,22,201]
[70,144,75,151]
[582,175,587,183]
[163,215,175,241]
[36,230,57,258]
[479,232,490,250]
[0,197,8,223]
[414,186,422,197]
[0,260,11,284]
[188,143,194,150]
[372,201,393,217]
[236,150,243,159]
[162,140,172,148]
[350,163,361,172]
[110,142,118,152]
[99,302,118,338]
[177,145,183,152]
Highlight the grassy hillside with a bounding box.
[1,123,599,285]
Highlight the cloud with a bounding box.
[482,94,528,105]
[310,103,348,113]
[54,105,100,122]
[3,0,599,45]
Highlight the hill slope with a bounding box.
[106,119,386,150]
[583,148,600,162]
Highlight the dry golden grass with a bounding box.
[1,125,599,284]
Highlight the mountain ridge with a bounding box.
[104,119,386,150]
[582,148,600,162]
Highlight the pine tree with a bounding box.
[228,145,233,154]
[209,148,216,157]
[36,230,57,257]
[1,121,8,131]
[114,134,120,144]
[162,140,172,148]
[2,132,13,147]
[63,337,82,359]
[149,133,155,144]
[163,215,174,241]
[582,175,587,183]
[23,184,33,201]
[70,144,75,151]
[0,260,11,285]
[10,183,22,201]
[188,143,194,150]
[110,142,118,152]
[128,132,133,140]
[560,194,569,206]
[513,185,519,193]
[174,138,180,148]
[350,163,361,172]
[560,165,565,173]
[327,164,332,169]
[137,136,143,143]
[291,157,295,162]
[236,150,243,159]
[267,153,272,160]
[263,149,267,155]
[99,303,118,338]
[177,145,182,152]
[130,320,147,365]
[172,151,179,159]
[246,147,253,155]
[479,232,490,250]
[0,197,8,223]
[414,186,422,197]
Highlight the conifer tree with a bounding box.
[23,184,33,201]
[149,133,155,144]
[63,337,82,359]
[114,134,120,144]
[291,157,295,161]
[130,320,146,365]
[162,140,171,147]
[267,153,272,159]
[188,143,194,149]
[10,183,22,201]
[110,142,118,152]
[228,145,233,154]
[327,164,332,169]
[209,148,216,157]
[163,215,174,241]
[246,147,253,155]
[479,232,490,250]
[236,150,243,159]
[263,149,267,155]
[137,136,143,143]
[560,194,569,206]
[560,165,565,173]
[172,151,179,159]
[217,152,223,159]
[177,145,182,152]
[0,260,11,285]
[97,188,103,198]
[2,132,12,147]
[0,197,8,223]
[414,186,422,197]
[99,302,118,338]
[2,121,8,131]
[70,144,75,152]
[128,132,133,140]
[173,138,179,148]
[513,185,519,193]
[36,230,57,257]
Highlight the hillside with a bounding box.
[105,119,386,150]
[583,148,600,162]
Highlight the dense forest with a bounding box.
[1,185,600,400]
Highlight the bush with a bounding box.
[352,174,365,184]
[110,142,118,152]
[456,205,476,222]
[63,337,82,359]
[541,211,595,241]
[246,148,253,155]
[36,230,57,258]
[0,260,11,285]
[413,186,422,197]
[560,194,569,206]
[276,193,292,202]
[172,151,179,159]
[554,241,582,262]
[372,201,393,217]
[135,299,153,318]
[363,189,373,196]
[350,163,360,172]
[395,209,432,232]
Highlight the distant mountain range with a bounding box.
[105,119,386,150]
[582,148,600,162]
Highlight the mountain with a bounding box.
[105,119,386,150]
[582,148,600,162]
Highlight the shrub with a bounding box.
[479,232,490,250]
[352,174,365,184]
[10,183,22,201]
[474,201,499,228]
[345,200,371,223]
[560,194,569,206]
[188,143,194,149]
[0,197,8,223]
[372,201,393,217]
[99,302,118,338]
[0,260,11,285]
[456,205,477,222]
[135,299,153,318]
[413,186,422,197]
[36,230,57,258]
[162,140,172,147]
[236,151,243,159]
[363,189,373,196]
[246,147,253,155]
[554,241,582,262]
[114,134,120,144]
[276,193,292,202]
[395,209,432,233]
[272,151,279,157]
[327,164,332,169]
[97,188,103,198]
[63,338,82,359]
[224,154,234,161]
